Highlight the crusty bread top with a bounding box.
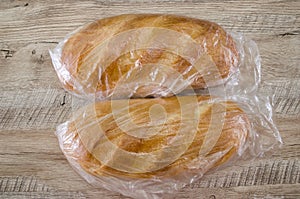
[59,96,249,179]
[61,14,239,97]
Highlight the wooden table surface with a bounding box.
[0,0,299,198]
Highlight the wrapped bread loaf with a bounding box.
[56,96,249,180]
[51,14,239,99]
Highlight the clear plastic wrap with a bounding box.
[50,14,240,100]
[51,14,282,199]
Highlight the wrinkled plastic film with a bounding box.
[50,15,282,199]
[50,16,239,100]
[56,96,249,198]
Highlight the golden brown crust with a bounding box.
[60,14,239,97]
[60,96,249,179]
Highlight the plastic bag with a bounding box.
[51,14,282,199]
[49,14,240,100]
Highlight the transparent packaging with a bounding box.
[51,14,282,199]
[50,14,240,100]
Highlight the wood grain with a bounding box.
[0,0,299,46]
[0,176,85,198]
[0,89,71,130]
[0,0,299,198]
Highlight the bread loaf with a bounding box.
[57,96,249,179]
[57,14,239,98]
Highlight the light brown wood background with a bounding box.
[0,0,299,198]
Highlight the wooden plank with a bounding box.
[0,192,85,199]
[0,88,94,130]
[260,80,300,115]
[1,36,298,92]
[1,85,298,130]
[187,159,300,189]
[177,184,300,199]
[0,43,60,91]
[1,36,299,90]
[0,121,298,195]
[0,161,298,199]
[0,89,71,130]
[0,36,298,130]
[0,0,299,46]
[257,36,299,81]
[0,176,57,193]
